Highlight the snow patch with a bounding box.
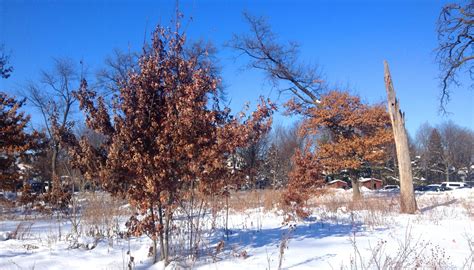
[0,231,10,241]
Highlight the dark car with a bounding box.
[426,185,441,192]
[416,184,441,192]
[414,186,429,192]
[30,182,45,194]
[460,183,472,189]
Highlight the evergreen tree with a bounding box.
[426,128,445,183]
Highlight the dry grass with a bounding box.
[307,189,348,210]
[79,192,130,239]
[222,188,402,228]
[349,196,399,227]
[0,197,16,221]
[461,199,474,218]
[310,189,398,212]
[414,193,464,224]
[347,225,454,270]
[226,189,283,212]
[10,221,34,240]
[348,196,399,213]
[307,189,399,227]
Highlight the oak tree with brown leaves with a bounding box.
[233,14,393,210]
[282,147,323,220]
[0,93,42,191]
[286,91,393,203]
[1,55,43,192]
[71,25,273,264]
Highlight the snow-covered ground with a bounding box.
[1,188,473,269]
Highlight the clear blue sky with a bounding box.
[1,0,473,136]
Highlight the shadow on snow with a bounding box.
[226,220,367,249]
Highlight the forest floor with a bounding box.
[0,187,473,269]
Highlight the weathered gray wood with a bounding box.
[351,178,361,201]
[384,61,417,214]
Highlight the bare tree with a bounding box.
[96,41,224,102]
[96,48,138,96]
[439,121,474,181]
[239,133,269,189]
[229,13,325,105]
[22,57,80,192]
[414,122,435,181]
[231,13,379,199]
[415,122,435,153]
[415,121,474,183]
[436,1,474,111]
[264,122,304,188]
[0,45,13,79]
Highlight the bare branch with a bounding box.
[436,2,474,113]
[229,12,325,105]
[96,48,139,97]
[0,45,13,79]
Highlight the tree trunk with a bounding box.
[158,203,165,261]
[152,238,158,264]
[189,181,194,256]
[51,101,72,193]
[351,177,361,201]
[164,212,171,265]
[225,193,229,240]
[445,163,450,182]
[150,204,158,264]
[384,61,417,214]
[50,144,59,193]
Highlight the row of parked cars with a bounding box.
[381,182,471,192]
[415,182,471,192]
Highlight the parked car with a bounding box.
[464,181,474,188]
[30,181,46,194]
[425,184,441,192]
[414,185,429,192]
[440,182,468,191]
[382,185,400,190]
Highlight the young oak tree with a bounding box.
[71,25,274,264]
[285,91,393,202]
[0,93,43,191]
[282,146,323,220]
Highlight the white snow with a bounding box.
[327,179,346,184]
[0,188,473,269]
[0,231,10,241]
